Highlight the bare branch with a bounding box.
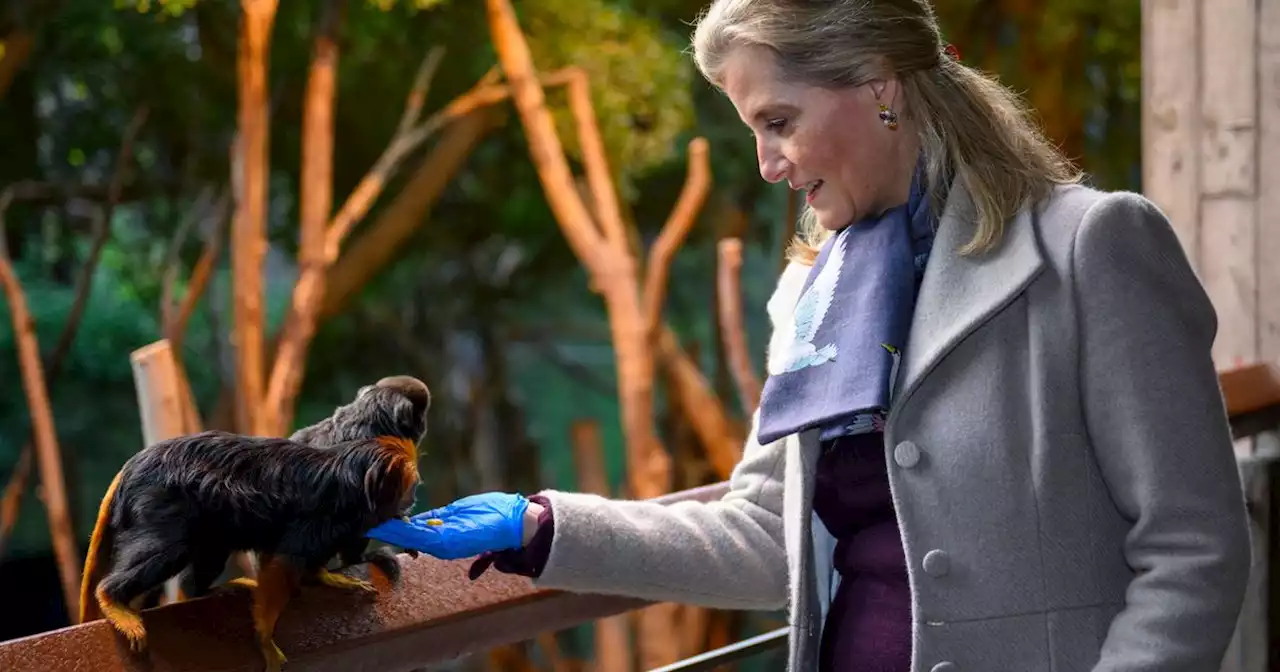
[325,67,577,263]
[563,67,626,246]
[166,190,230,350]
[47,105,149,380]
[0,186,81,615]
[716,237,762,415]
[0,445,31,560]
[160,185,217,330]
[484,0,607,272]
[656,326,745,480]
[642,137,711,341]
[396,45,446,138]
[3,180,171,207]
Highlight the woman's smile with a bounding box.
[803,180,824,204]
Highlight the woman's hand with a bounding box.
[366,492,535,560]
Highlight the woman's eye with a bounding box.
[766,118,787,131]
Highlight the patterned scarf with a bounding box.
[755,161,936,445]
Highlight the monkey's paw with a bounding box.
[99,600,147,652]
[227,577,258,590]
[260,639,287,672]
[116,622,147,653]
[365,546,407,585]
[315,569,376,594]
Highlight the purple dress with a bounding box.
[812,431,912,671]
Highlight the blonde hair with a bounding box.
[690,0,1082,264]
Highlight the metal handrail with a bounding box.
[646,626,789,672]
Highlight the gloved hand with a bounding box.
[365,492,530,560]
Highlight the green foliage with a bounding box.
[365,0,450,11]
[0,257,223,556]
[521,0,695,195]
[115,0,199,18]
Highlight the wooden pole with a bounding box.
[0,191,80,617]
[130,340,190,447]
[129,339,196,603]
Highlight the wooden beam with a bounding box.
[1142,0,1201,265]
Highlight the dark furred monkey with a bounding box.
[290,374,430,447]
[288,374,431,580]
[77,375,430,671]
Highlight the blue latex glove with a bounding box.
[366,492,529,560]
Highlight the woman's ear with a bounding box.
[869,78,888,100]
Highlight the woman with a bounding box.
[369,1,1252,669]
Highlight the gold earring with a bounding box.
[878,103,898,130]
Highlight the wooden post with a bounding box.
[130,341,191,447]
[1259,0,1280,368]
[129,339,196,603]
[1143,0,1269,456]
[1199,0,1258,370]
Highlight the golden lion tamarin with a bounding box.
[77,375,430,671]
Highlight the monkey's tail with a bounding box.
[78,470,122,624]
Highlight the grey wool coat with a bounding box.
[529,180,1253,672]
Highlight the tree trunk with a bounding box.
[231,0,279,436]
[657,327,745,480]
[263,0,343,436]
[0,196,80,617]
[483,4,719,666]
[716,238,762,416]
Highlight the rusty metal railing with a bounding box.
[1,365,1277,672]
[0,484,724,671]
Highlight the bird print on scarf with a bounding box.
[768,226,850,376]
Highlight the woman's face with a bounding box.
[720,45,913,230]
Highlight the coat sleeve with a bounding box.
[1072,192,1252,671]
[528,263,811,610]
[532,408,789,610]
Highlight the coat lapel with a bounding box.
[893,179,1046,407]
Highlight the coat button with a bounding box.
[894,441,921,468]
[922,549,950,577]
[930,663,957,672]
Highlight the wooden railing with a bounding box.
[1,364,1278,671]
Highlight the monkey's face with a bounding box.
[291,375,431,447]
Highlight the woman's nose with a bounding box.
[758,151,788,184]
[755,134,789,183]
